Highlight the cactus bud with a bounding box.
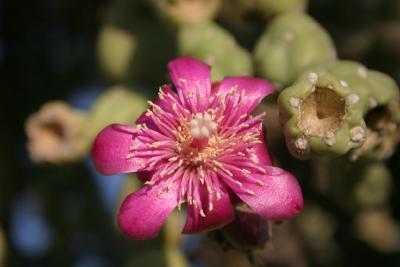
[278,70,366,159]
[178,22,253,80]
[150,0,222,27]
[254,13,336,87]
[87,86,147,140]
[354,162,392,208]
[257,0,308,17]
[97,25,137,82]
[306,60,400,160]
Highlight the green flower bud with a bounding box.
[99,0,176,86]
[295,205,340,266]
[254,13,336,87]
[307,60,400,160]
[257,0,308,17]
[178,22,253,80]
[278,70,366,159]
[150,0,222,27]
[88,86,148,140]
[354,162,392,208]
[97,25,137,82]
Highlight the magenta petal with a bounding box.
[234,166,303,220]
[91,124,143,175]
[168,57,211,112]
[218,76,274,114]
[182,187,234,234]
[252,128,272,165]
[118,182,178,239]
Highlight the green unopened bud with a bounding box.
[257,0,308,17]
[354,162,392,208]
[308,60,400,160]
[254,13,336,87]
[150,0,222,27]
[100,0,176,86]
[278,70,366,159]
[178,22,253,80]
[88,86,148,140]
[295,205,340,265]
[97,25,137,81]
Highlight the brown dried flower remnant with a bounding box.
[25,101,89,164]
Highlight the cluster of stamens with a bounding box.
[189,112,217,139]
[126,85,268,217]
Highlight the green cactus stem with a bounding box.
[278,70,366,159]
[254,13,336,87]
[177,22,253,81]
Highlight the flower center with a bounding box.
[188,112,217,149]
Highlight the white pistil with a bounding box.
[189,112,217,139]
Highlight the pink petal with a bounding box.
[251,128,272,165]
[218,77,274,114]
[233,166,303,220]
[91,124,143,175]
[182,187,235,234]
[118,182,178,239]
[168,57,211,112]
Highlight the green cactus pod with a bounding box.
[150,0,222,27]
[99,0,176,86]
[254,13,336,87]
[302,60,400,160]
[87,86,148,140]
[278,70,366,159]
[354,162,392,208]
[97,25,137,82]
[256,0,308,17]
[313,158,391,215]
[177,22,253,81]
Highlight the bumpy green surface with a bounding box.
[178,22,253,81]
[254,13,336,87]
[278,70,366,159]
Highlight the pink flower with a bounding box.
[92,57,303,240]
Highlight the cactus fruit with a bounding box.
[278,70,366,159]
[305,60,400,160]
[254,13,336,87]
[256,0,308,17]
[97,25,137,82]
[177,22,253,80]
[354,162,392,208]
[99,0,176,86]
[150,0,222,27]
[87,86,147,140]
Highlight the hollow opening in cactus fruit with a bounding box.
[298,87,347,137]
[365,106,397,134]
